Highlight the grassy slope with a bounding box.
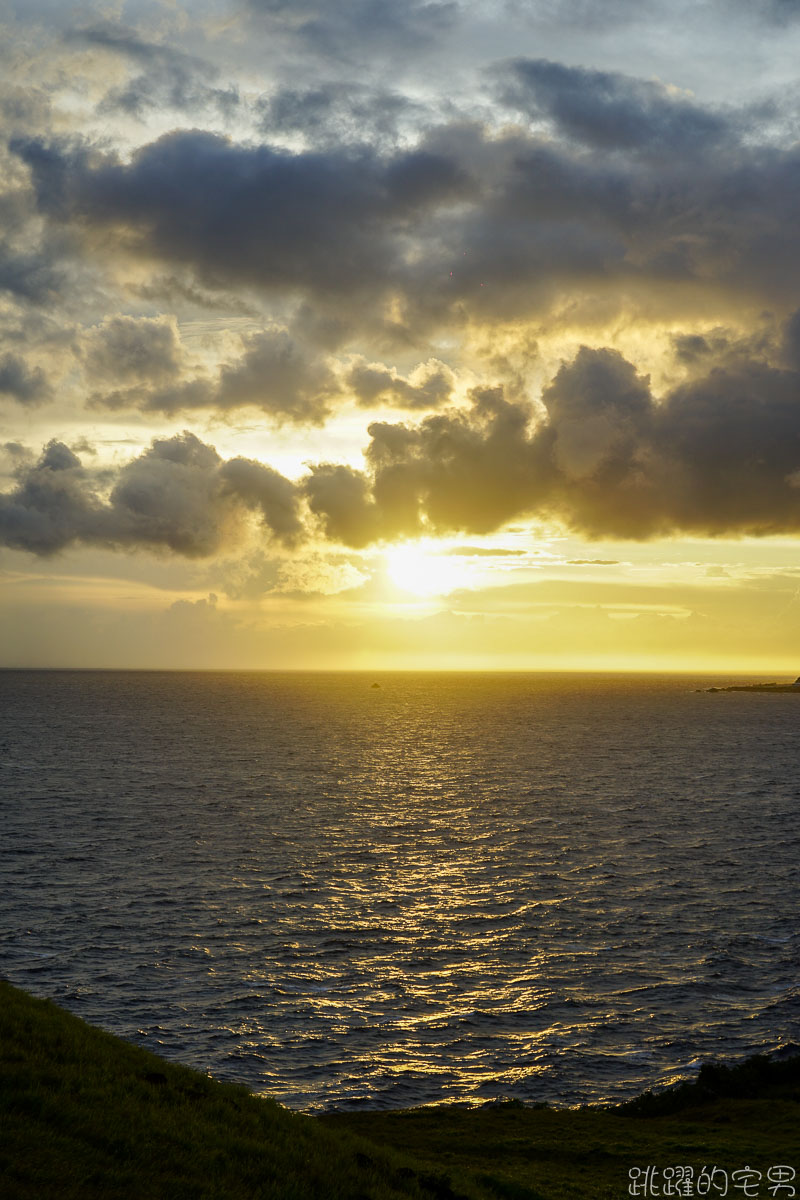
[327,1063,800,1200]
[0,981,476,1200]
[2,979,798,1200]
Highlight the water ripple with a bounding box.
[1,670,799,1109]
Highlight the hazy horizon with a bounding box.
[1,664,798,675]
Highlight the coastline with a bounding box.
[3,979,798,1200]
[701,684,800,693]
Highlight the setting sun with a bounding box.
[385,543,471,597]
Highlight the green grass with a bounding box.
[326,1061,800,1200]
[2,979,798,1199]
[0,980,477,1199]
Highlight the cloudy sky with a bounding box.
[3,0,800,670]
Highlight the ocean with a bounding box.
[1,670,798,1111]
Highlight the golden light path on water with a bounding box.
[2,670,799,1110]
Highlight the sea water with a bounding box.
[1,670,798,1110]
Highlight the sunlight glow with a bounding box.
[385,543,472,597]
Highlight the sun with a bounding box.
[385,542,471,597]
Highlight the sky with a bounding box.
[3,0,800,671]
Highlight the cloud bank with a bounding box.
[304,342,800,545]
[12,100,800,362]
[0,432,302,557]
[6,334,800,557]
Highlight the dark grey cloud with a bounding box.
[546,347,800,539]
[0,432,302,557]
[129,274,259,316]
[0,440,104,555]
[541,345,652,482]
[507,0,800,32]
[14,116,800,341]
[91,376,216,415]
[215,329,338,422]
[499,58,733,155]
[440,126,800,320]
[303,463,381,548]
[2,441,31,462]
[305,335,800,545]
[671,331,732,365]
[669,324,777,379]
[11,131,469,313]
[0,83,52,138]
[646,361,800,536]
[504,0,656,31]
[305,386,552,545]
[347,358,454,409]
[244,0,458,59]
[217,456,304,545]
[257,82,420,148]
[82,315,183,383]
[0,352,50,404]
[88,327,340,424]
[734,0,800,24]
[781,306,800,369]
[0,242,63,304]
[69,24,239,119]
[105,433,230,556]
